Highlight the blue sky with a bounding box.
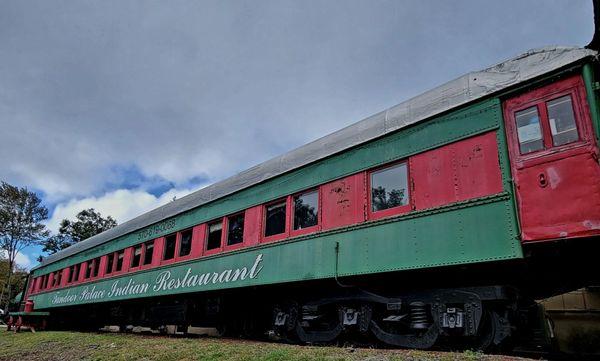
[0,0,595,268]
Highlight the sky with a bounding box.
[0,0,595,269]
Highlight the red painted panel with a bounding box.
[321,173,366,230]
[77,262,86,283]
[47,273,54,290]
[98,256,107,278]
[60,268,69,287]
[244,206,262,246]
[412,132,503,210]
[151,237,164,268]
[411,147,455,209]
[191,224,205,258]
[26,278,35,297]
[453,133,503,201]
[121,248,133,273]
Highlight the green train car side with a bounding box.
[20,47,600,350]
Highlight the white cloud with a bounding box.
[45,186,204,235]
[0,250,33,270]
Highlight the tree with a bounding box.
[0,181,49,311]
[371,186,405,211]
[42,208,117,254]
[0,257,28,311]
[371,186,388,211]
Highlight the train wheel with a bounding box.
[370,319,439,349]
[369,301,439,349]
[471,309,512,352]
[272,303,299,342]
[294,303,342,344]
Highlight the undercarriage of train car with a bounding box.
[41,269,557,352]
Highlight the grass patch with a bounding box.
[0,330,531,361]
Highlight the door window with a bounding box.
[515,106,544,154]
[510,82,584,157]
[547,95,579,147]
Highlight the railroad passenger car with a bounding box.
[21,45,600,350]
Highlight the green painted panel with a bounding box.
[583,64,600,143]
[31,196,521,309]
[34,98,503,277]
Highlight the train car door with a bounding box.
[503,75,600,242]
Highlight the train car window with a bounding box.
[105,253,114,274]
[547,95,579,146]
[163,234,177,260]
[91,257,100,277]
[143,240,154,265]
[131,245,142,267]
[85,261,93,279]
[370,163,409,212]
[265,201,286,237]
[515,106,544,154]
[207,221,223,250]
[53,271,61,287]
[115,250,125,271]
[293,190,318,230]
[179,229,193,256]
[69,263,80,282]
[227,213,244,246]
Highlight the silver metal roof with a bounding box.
[35,46,597,270]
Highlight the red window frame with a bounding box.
[111,249,127,275]
[177,228,194,259]
[261,196,291,243]
[91,257,102,279]
[68,263,80,284]
[28,277,36,294]
[51,270,61,288]
[367,160,413,221]
[224,211,246,252]
[161,232,179,264]
[141,239,157,268]
[504,75,596,169]
[104,252,117,276]
[41,274,48,290]
[205,219,225,255]
[190,224,206,258]
[68,264,80,286]
[290,188,321,237]
[83,260,92,280]
[129,243,144,270]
